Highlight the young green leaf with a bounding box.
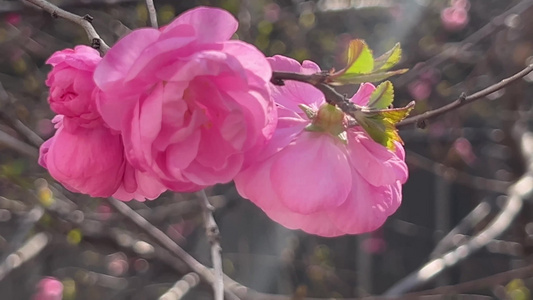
[353,101,415,150]
[343,39,374,75]
[367,81,394,109]
[373,43,402,71]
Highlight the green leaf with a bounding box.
[353,101,415,150]
[330,69,408,85]
[373,43,402,71]
[367,81,394,109]
[343,39,374,75]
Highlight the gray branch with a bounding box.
[21,0,110,52]
[159,272,200,300]
[384,126,533,296]
[145,0,158,28]
[198,190,224,300]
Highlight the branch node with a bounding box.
[459,92,467,103]
[416,119,427,129]
[51,11,58,19]
[271,78,285,86]
[91,38,101,50]
[83,14,94,22]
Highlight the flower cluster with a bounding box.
[235,56,407,236]
[40,6,408,236]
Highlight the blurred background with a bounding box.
[0,0,533,299]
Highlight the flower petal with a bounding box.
[164,6,238,43]
[329,174,402,234]
[270,133,351,214]
[347,130,408,186]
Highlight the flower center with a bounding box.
[300,103,347,143]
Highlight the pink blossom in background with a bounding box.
[234,56,408,237]
[39,46,166,200]
[441,6,469,32]
[94,7,276,192]
[33,277,63,300]
[5,13,21,25]
[453,137,477,166]
[408,80,431,100]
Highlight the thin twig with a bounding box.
[159,272,200,300]
[398,63,533,127]
[105,197,241,300]
[198,190,224,300]
[404,264,533,298]
[21,0,110,53]
[145,0,158,28]
[395,0,533,88]
[429,201,492,258]
[271,71,362,120]
[0,206,44,262]
[383,127,533,296]
[406,150,511,193]
[0,232,49,281]
[0,82,45,148]
[273,61,533,131]
[0,129,39,158]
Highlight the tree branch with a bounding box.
[105,197,241,300]
[145,0,158,28]
[21,0,110,53]
[0,232,49,281]
[395,0,533,88]
[159,272,200,300]
[271,71,361,118]
[198,190,224,300]
[0,129,39,158]
[383,126,533,296]
[398,63,533,128]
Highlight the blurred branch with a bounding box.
[406,264,533,298]
[198,190,224,300]
[383,125,533,296]
[0,206,44,260]
[0,112,44,148]
[395,0,533,87]
[429,202,492,258]
[406,150,511,193]
[0,232,49,281]
[145,0,158,28]
[0,82,45,148]
[159,272,200,300]
[21,0,110,53]
[105,197,241,300]
[398,62,533,128]
[0,129,39,158]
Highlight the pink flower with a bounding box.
[94,7,276,192]
[408,80,431,100]
[39,115,125,197]
[33,277,63,300]
[441,6,469,32]
[40,47,166,200]
[234,56,408,237]
[45,46,102,130]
